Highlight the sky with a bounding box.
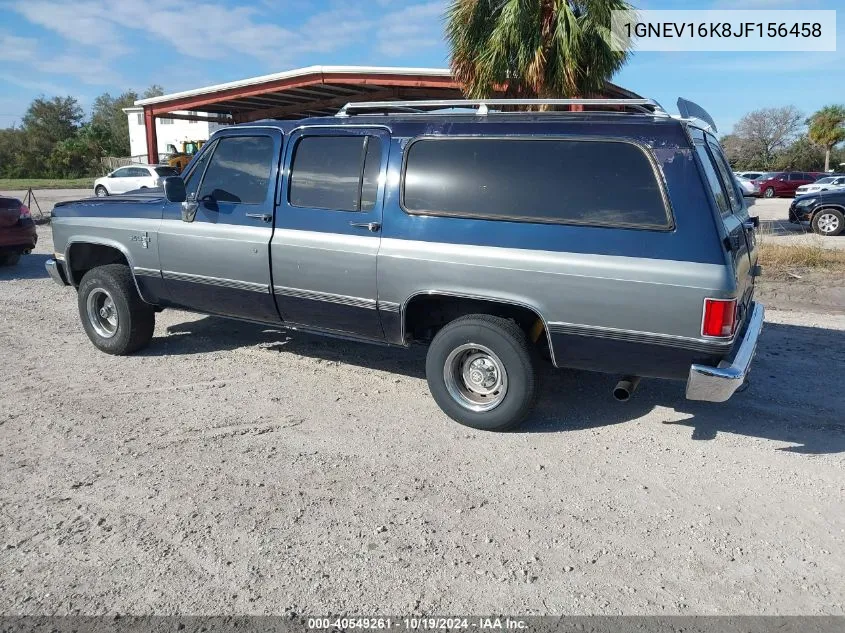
[0,0,842,135]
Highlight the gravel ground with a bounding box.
[1,225,843,616]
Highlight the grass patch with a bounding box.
[0,178,95,191]
[758,241,845,276]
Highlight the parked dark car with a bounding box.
[0,196,37,266]
[790,190,845,235]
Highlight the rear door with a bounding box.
[270,126,388,339]
[692,131,757,322]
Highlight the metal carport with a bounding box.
[134,65,639,163]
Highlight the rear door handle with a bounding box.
[349,221,381,232]
[246,213,272,223]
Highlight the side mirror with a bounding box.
[163,176,187,203]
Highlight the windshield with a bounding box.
[753,172,778,181]
[813,177,835,184]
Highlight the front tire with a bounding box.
[425,314,538,431]
[764,187,776,198]
[77,264,155,355]
[95,185,108,197]
[811,209,844,236]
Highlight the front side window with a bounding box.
[402,138,669,228]
[183,140,216,200]
[289,135,382,212]
[197,136,274,204]
[112,167,133,178]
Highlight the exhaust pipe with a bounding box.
[613,376,641,402]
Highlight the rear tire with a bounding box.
[764,187,776,198]
[77,264,155,355]
[425,314,538,432]
[811,208,844,236]
[95,185,108,197]
[0,252,21,266]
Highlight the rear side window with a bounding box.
[707,142,742,213]
[198,136,275,204]
[289,135,382,212]
[694,144,729,214]
[402,138,670,228]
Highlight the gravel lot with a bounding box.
[1,221,844,616]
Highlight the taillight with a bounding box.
[702,298,737,337]
[19,204,31,220]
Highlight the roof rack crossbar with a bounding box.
[336,98,668,117]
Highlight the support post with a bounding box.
[144,108,158,165]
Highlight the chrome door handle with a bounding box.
[349,221,381,232]
[246,213,272,223]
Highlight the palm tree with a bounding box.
[446,0,634,101]
[807,105,845,173]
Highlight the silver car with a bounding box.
[794,175,845,197]
[94,165,180,197]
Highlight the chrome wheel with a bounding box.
[86,288,118,338]
[95,186,107,197]
[764,187,775,198]
[443,343,508,412]
[816,212,840,234]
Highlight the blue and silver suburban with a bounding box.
[46,98,763,431]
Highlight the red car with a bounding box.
[0,196,37,266]
[755,171,822,198]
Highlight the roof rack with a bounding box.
[336,98,668,117]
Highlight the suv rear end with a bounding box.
[0,197,37,267]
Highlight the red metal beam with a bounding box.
[160,112,232,123]
[144,108,158,165]
[147,71,462,116]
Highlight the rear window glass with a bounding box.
[402,138,670,228]
[289,135,382,212]
[707,142,742,213]
[694,144,729,214]
[154,167,179,177]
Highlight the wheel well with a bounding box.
[403,294,549,347]
[66,243,129,286]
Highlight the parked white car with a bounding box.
[794,175,845,197]
[735,176,759,197]
[735,171,765,181]
[94,165,180,197]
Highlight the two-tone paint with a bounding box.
[50,111,758,382]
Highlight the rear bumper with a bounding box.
[46,258,70,286]
[0,220,37,251]
[686,302,764,402]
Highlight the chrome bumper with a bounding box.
[686,302,765,402]
[45,258,69,287]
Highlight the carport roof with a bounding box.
[134,65,640,123]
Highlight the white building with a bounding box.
[123,107,227,162]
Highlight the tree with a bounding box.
[773,136,825,172]
[732,106,803,169]
[91,90,139,156]
[807,105,845,172]
[445,0,632,100]
[142,85,165,99]
[18,96,84,176]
